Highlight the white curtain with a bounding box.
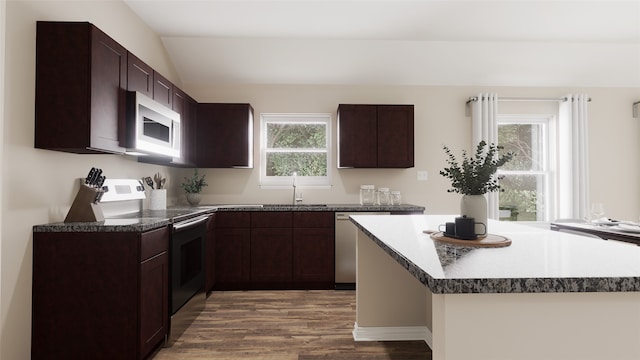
[470,93,499,219]
[558,94,590,220]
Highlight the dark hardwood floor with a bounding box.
[153,290,432,359]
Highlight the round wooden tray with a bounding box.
[425,231,512,248]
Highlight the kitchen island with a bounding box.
[351,214,640,360]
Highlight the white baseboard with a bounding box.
[352,322,433,348]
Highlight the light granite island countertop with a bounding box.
[350,214,640,360]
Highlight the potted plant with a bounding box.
[181,168,208,206]
[439,140,514,235]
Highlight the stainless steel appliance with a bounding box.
[166,214,208,346]
[334,212,389,289]
[125,91,181,158]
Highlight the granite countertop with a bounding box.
[33,203,424,233]
[350,214,640,294]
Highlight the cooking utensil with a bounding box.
[154,172,166,189]
[144,177,154,189]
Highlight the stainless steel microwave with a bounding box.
[125,91,181,158]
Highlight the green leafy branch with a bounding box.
[439,140,515,195]
[180,169,208,194]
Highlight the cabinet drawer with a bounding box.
[293,212,334,228]
[140,226,169,261]
[251,212,292,228]
[216,211,250,228]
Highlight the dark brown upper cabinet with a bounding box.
[171,88,198,166]
[35,21,127,154]
[152,71,173,109]
[337,104,414,168]
[196,103,254,168]
[126,53,176,110]
[126,52,153,97]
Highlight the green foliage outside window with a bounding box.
[498,123,544,221]
[266,122,328,177]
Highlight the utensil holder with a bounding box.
[149,189,167,210]
[64,184,104,222]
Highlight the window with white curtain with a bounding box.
[497,114,556,221]
[259,113,332,188]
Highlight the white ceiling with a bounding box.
[123,0,640,87]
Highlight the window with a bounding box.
[260,113,331,188]
[497,115,555,221]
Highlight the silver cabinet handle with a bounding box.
[173,215,209,231]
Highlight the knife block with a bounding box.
[64,184,105,223]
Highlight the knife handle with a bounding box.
[95,175,106,188]
[92,169,103,186]
[85,167,96,184]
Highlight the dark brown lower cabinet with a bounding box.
[293,211,335,287]
[293,227,334,285]
[251,227,293,284]
[212,211,334,290]
[139,251,169,358]
[32,227,169,360]
[213,212,251,289]
[214,228,251,287]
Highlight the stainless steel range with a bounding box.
[166,214,207,347]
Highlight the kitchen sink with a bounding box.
[263,204,328,208]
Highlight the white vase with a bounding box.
[460,194,488,237]
[186,193,201,207]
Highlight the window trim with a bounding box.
[259,113,332,189]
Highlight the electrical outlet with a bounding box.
[417,170,428,181]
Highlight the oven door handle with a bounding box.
[172,215,209,231]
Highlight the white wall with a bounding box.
[185,84,640,221]
[2,1,639,359]
[1,2,182,359]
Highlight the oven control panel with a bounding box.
[97,179,146,202]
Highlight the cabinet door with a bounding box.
[214,228,251,286]
[89,25,127,154]
[196,103,254,168]
[35,22,126,154]
[293,228,334,284]
[139,252,169,358]
[377,105,414,168]
[337,104,377,168]
[126,52,153,97]
[139,227,169,359]
[172,88,197,166]
[251,228,293,284]
[153,71,173,109]
[32,231,138,359]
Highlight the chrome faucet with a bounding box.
[292,172,297,205]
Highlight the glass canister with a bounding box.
[391,191,402,205]
[378,188,390,205]
[360,185,376,205]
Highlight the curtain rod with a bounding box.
[466,96,592,105]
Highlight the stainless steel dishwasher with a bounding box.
[335,212,390,289]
